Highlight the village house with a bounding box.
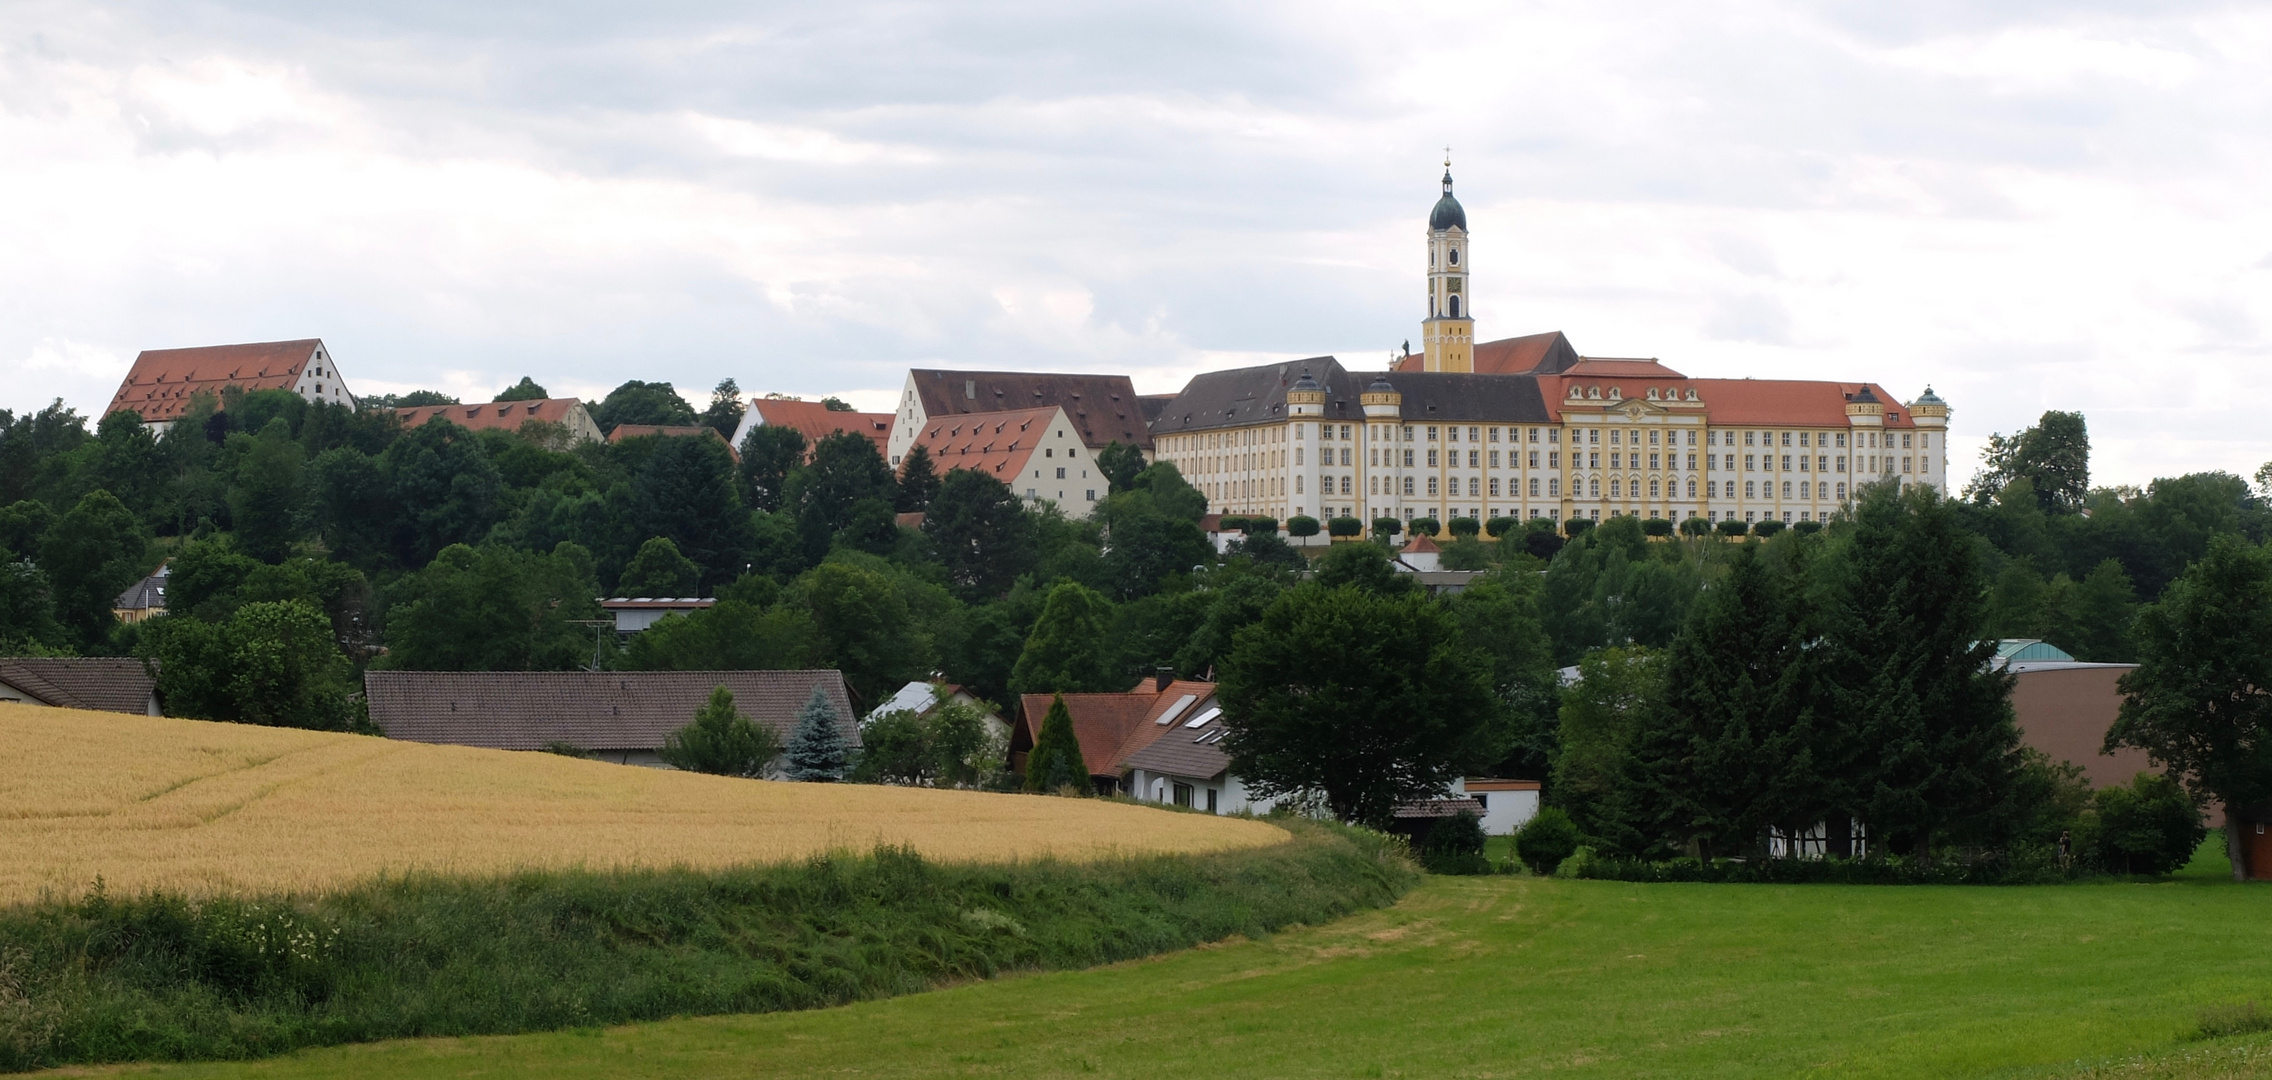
[112,561,168,624]
[885,370,1152,469]
[605,424,740,461]
[365,669,857,768]
[0,658,161,716]
[868,680,1014,744]
[728,397,893,461]
[598,597,715,634]
[908,405,1107,511]
[398,398,604,446]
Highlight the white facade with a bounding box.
[1451,778,1543,836]
[288,341,358,409]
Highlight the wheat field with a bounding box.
[0,702,1286,905]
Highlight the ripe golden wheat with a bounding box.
[0,702,1284,904]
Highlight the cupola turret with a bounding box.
[1420,154,1473,373]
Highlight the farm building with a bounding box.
[0,658,160,715]
[869,681,1013,744]
[365,669,857,768]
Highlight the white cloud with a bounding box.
[0,0,2266,486]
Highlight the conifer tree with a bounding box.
[1626,545,1816,859]
[1008,581,1118,695]
[1811,482,2021,855]
[1023,693,1091,794]
[783,684,851,781]
[659,686,780,777]
[895,444,941,512]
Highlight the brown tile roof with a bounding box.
[1403,534,1442,553]
[1563,358,1686,379]
[0,658,158,714]
[1021,680,1218,780]
[748,399,893,460]
[107,339,329,421]
[911,406,1062,484]
[1117,685,1230,781]
[400,398,590,434]
[365,670,857,753]
[1542,374,1918,428]
[909,370,1152,450]
[1394,797,1486,819]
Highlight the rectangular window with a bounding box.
[1490,478,1502,496]
[1745,454,1756,471]
[1403,477,1415,495]
[1781,455,1791,471]
[1294,447,1303,465]
[1531,428,1541,443]
[1782,481,1792,497]
[1206,788,1218,813]
[1611,430,1622,446]
[1686,453,1696,470]
[1173,783,1193,808]
[1904,456,1914,473]
[1427,477,1439,496]
[1590,429,1600,444]
[1649,454,1660,469]
[1086,489,1096,501]
[1427,426,1439,441]
[1548,478,1560,496]
[1490,451,1501,468]
[1338,448,1349,466]
[1529,451,1539,468]
[1549,429,1560,444]
[1295,475,1304,494]
[1610,452,1622,469]
[1837,482,1848,499]
[1837,456,1847,472]
[1781,432,1792,446]
[1427,450,1439,467]
[1469,426,1479,441]
[1745,481,1756,498]
[1903,434,1913,448]
[1468,477,1480,496]
[1549,451,1559,468]
[1589,452,1600,468]
[1490,427,1501,442]
[1055,467,1066,479]
[1403,449,1415,467]
[1837,433,1848,447]
[1744,431,1756,446]
[1469,450,1480,467]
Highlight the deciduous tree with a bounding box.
[659,686,779,777]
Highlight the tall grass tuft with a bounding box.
[0,821,1413,1072]
[2196,1001,2272,1041]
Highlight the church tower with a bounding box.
[1420,157,1473,372]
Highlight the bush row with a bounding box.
[0,821,1415,1072]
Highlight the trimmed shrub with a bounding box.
[1679,517,1711,537]
[1410,518,1442,537]
[1514,807,1580,875]
[1327,516,1363,538]
[1714,519,1749,538]
[1752,519,1786,537]
[1245,516,1279,535]
[1217,515,1251,534]
[1792,520,1824,536]
[1372,516,1402,538]
[1484,516,1517,538]
[1563,517,1595,539]
[1641,518,1674,537]
[1421,811,1491,875]
[1447,517,1481,538]
[2085,772,2206,876]
[1287,515,1321,538]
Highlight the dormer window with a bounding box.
[1647,388,1660,400]
[1587,387,1601,399]
[1607,387,1621,400]
[1685,389,1699,401]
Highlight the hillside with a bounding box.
[0,702,1284,904]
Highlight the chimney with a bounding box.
[1155,667,1174,692]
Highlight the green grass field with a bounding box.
[86,840,2272,1080]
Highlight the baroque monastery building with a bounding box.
[1151,166,1949,531]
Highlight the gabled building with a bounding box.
[887,370,1151,467]
[0,658,160,715]
[728,398,894,463]
[398,398,603,445]
[107,338,357,428]
[1013,676,1215,797]
[365,669,857,769]
[909,406,1105,510]
[112,561,169,624]
[606,424,740,462]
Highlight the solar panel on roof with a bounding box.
[1155,694,1198,725]
[1183,705,1221,729]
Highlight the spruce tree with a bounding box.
[1023,693,1091,794]
[1626,544,1816,860]
[895,444,941,512]
[783,685,851,781]
[1812,482,2021,855]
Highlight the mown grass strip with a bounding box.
[0,819,1414,1072]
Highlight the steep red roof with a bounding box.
[908,370,1152,450]
[1397,331,1579,376]
[1016,679,1218,780]
[910,406,1061,484]
[1403,534,1442,553]
[106,339,328,421]
[748,399,893,459]
[399,398,587,433]
[606,424,740,462]
[1539,374,1917,429]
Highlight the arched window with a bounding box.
[1687,478,1697,498]
[1448,295,1460,318]
[1649,478,1660,497]
[1530,477,1540,496]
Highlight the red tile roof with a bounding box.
[1403,534,1442,553]
[399,398,587,433]
[1395,331,1579,376]
[748,399,893,460]
[1563,358,1686,379]
[911,406,1062,484]
[1540,374,1917,428]
[106,339,327,421]
[1016,679,1217,780]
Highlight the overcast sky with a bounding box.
[4,0,2267,488]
